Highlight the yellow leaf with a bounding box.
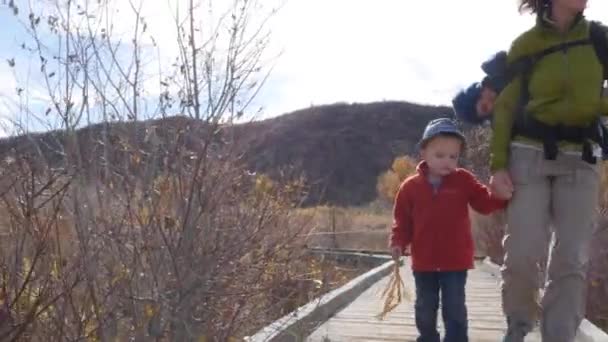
[23,257,32,275]
[139,206,150,222]
[84,317,99,342]
[255,174,274,195]
[51,259,60,279]
[144,304,155,318]
[111,265,128,286]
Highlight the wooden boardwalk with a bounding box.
[307,258,541,342]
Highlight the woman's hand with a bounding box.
[490,170,514,200]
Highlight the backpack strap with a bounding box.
[527,39,591,62]
[589,21,608,80]
[502,38,591,98]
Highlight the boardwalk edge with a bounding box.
[244,255,396,342]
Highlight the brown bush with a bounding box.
[376,156,418,203]
[0,0,343,338]
[0,137,321,340]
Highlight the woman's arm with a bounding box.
[490,40,526,171]
[592,21,608,115]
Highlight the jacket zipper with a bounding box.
[428,177,442,272]
[562,31,571,121]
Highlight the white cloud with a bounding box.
[259,0,608,116]
[3,0,608,125]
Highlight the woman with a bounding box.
[489,0,608,341]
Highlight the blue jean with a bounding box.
[414,271,468,342]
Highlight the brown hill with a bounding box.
[0,101,452,206]
[236,101,451,205]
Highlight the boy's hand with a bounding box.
[391,246,402,261]
[490,170,513,200]
[491,189,512,200]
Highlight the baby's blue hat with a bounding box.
[452,82,485,124]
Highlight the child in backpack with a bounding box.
[452,51,507,125]
[389,118,509,342]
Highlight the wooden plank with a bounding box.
[307,258,542,342]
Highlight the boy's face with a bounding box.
[475,86,497,118]
[421,136,462,177]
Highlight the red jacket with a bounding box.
[390,162,507,271]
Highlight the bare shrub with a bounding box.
[0,0,343,340]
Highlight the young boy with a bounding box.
[389,118,509,342]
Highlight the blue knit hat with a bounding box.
[419,118,466,149]
[452,82,485,124]
[481,51,508,92]
[481,51,507,80]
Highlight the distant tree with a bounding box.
[376,155,417,203]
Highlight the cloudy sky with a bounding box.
[260,0,608,115]
[1,0,608,135]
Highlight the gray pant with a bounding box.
[501,145,599,342]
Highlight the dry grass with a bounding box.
[376,261,411,320]
[295,202,392,252]
[298,203,504,259]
